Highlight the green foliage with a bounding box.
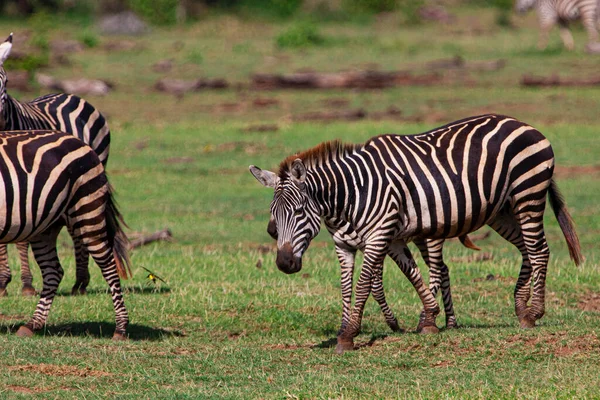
[128,0,179,25]
[186,49,204,64]
[78,30,99,48]
[3,53,48,73]
[275,21,326,49]
[342,0,398,14]
[397,0,423,25]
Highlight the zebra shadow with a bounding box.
[0,321,183,341]
[54,285,171,297]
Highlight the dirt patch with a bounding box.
[5,385,49,394]
[578,292,600,312]
[554,165,600,179]
[9,364,112,378]
[431,360,454,368]
[264,343,305,350]
[504,332,600,357]
[472,273,515,283]
[162,157,195,164]
[0,314,26,321]
[202,142,268,155]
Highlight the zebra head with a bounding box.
[515,0,537,13]
[249,159,321,274]
[0,33,12,129]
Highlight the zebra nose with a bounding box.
[276,243,302,274]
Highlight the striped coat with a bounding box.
[0,33,111,296]
[0,130,130,340]
[251,114,582,353]
[515,0,600,51]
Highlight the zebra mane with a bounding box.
[278,140,360,178]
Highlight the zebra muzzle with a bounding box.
[276,243,302,274]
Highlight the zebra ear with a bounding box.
[0,33,12,65]
[249,165,279,188]
[290,158,306,184]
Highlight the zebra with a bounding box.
[0,33,111,296]
[0,129,130,340]
[264,212,479,333]
[250,114,582,354]
[515,0,600,52]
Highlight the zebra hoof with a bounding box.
[16,325,34,337]
[519,317,536,329]
[21,286,37,297]
[335,339,355,354]
[112,332,128,341]
[388,319,404,333]
[419,325,440,335]
[446,317,458,329]
[71,286,87,296]
[0,288,7,297]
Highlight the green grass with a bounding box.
[1,5,600,398]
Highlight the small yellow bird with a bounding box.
[142,267,167,284]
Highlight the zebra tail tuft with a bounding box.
[105,182,132,279]
[548,179,584,266]
[459,234,481,251]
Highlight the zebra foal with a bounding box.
[250,114,582,353]
[0,33,111,296]
[0,130,130,340]
[515,0,600,52]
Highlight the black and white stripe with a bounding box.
[515,0,600,50]
[0,33,110,296]
[250,114,582,353]
[0,130,129,340]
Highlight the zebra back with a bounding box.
[3,93,111,166]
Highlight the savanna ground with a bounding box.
[1,4,600,398]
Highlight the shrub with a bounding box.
[128,0,179,25]
[275,21,326,49]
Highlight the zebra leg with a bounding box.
[388,241,440,334]
[370,262,402,333]
[514,207,549,328]
[558,22,575,51]
[488,211,533,328]
[582,9,600,52]
[73,222,129,339]
[334,245,355,334]
[16,242,36,296]
[16,226,63,337]
[0,244,11,296]
[69,227,90,296]
[537,19,555,50]
[415,238,456,329]
[336,243,387,353]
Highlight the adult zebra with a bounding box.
[515,0,600,52]
[0,130,130,340]
[250,114,582,353]
[0,33,110,296]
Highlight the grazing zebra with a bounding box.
[250,114,582,353]
[0,33,111,296]
[515,0,600,52]
[0,130,130,340]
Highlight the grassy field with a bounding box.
[0,5,600,398]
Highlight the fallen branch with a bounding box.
[252,70,442,90]
[129,229,173,249]
[521,74,600,87]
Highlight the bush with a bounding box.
[397,0,423,25]
[342,0,397,14]
[275,21,326,49]
[78,31,99,48]
[128,0,179,25]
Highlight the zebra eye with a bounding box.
[294,208,303,216]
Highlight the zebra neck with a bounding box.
[304,151,360,223]
[4,95,55,130]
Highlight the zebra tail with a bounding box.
[105,182,132,279]
[459,234,481,251]
[547,179,584,266]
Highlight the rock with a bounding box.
[152,59,174,73]
[98,11,150,36]
[49,39,84,55]
[36,73,113,96]
[7,70,31,92]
